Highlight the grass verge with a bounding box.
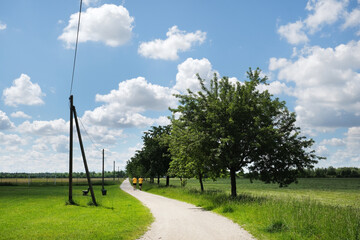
[0,182,153,240]
[143,179,360,240]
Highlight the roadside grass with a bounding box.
[0,182,153,240]
[143,178,360,240]
[163,177,360,208]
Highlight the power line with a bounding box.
[69,0,83,96]
[78,117,103,151]
[67,0,105,153]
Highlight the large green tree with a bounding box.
[167,118,217,191]
[172,68,321,197]
[126,125,171,185]
[142,125,172,184]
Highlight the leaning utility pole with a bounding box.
[68,95,97,206]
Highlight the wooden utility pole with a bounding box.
[69,95,74,203]
[68,95,97,206]
[102,149,104,190]
[113,161,115,181]
[73,106,97,206]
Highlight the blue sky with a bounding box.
[1,0,360,173]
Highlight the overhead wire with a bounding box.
[78,117,104,152]
[69,0,83,96]
[67,0,105,153]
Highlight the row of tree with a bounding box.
[126,69,323,197]
[0,171,127,179]
[300,167,360,178]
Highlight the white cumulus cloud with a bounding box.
[83,77,177,128]
[343,8,360,29]
[3,74,45,107]
[0,21,6,30]
[11,111,32,119]
[277,21,309,45]
[83,0,100,7]
[0,132,25,146]
[174,58,218,92]
[59,4,134,48]
[305,0,348,33]
[138,26,206,60]
[257,81,293,95]
[320,137,346,146]
[0,111,15,130]
[270,40,360,129]
[277,0,349,45]
[18,119,68,136]
[96,77,178,111]
[321,127,360,166]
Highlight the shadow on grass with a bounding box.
[146,182,266,208]
[65,199,114,210]
[266,220,289,233]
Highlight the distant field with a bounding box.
[163,177,360,208]
[144,178,360,240]
[0,177,119,186]
[0,181,153,240]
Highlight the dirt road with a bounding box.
[120,179,256,240]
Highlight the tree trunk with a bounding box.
[199,173,204,192]
[166,175,169,186]
[230,168,237,197]
[157,176,160,184]
[150,177,154,183]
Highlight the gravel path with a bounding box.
[120,179,256,240]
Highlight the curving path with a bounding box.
[120,179,256,240]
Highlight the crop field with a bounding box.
[0,180,153,240]
[0,177,120,186]
[144,178,360,240]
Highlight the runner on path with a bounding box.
[138,177,143,190]
[132,177,137,190]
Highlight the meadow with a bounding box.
[0,177,119,186]
[0,180,153,240]
[143,177,360,240]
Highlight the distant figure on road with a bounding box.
[139,177,143,190]
[132,177,137,190]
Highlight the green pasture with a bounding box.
[143,178,360,240]
[0,182,153,240]
[162,177,360,208]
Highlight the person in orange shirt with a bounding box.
[138,177,143,190]
[132,177,137,190]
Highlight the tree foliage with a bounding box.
[171,68,322,196]
[126,68,322,197]
[126,125,171,184]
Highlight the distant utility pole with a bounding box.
[102,149,104,190]
[118,167,120,181]
[113,161,115,181]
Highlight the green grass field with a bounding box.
[0,181,153,240]
[143,178,360,240]
[162,177,360,208]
